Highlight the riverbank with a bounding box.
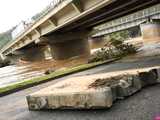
[0,58,118,96]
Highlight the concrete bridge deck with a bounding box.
[93,3,160,37]
[1,0,159,56]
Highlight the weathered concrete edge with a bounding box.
[27,87,113,110]
[27,67,160,110]
[111,68,160,106]
[0,58,119,97]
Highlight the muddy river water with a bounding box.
[0,56,88,88]
[0,60,56,88]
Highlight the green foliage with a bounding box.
[32,12,43,21]
[0,31,12,49]
[110,38,123,46]
[89,43,136,63]
[89,48,114,63]
[0,27,15,50]
[89,31,137,63]
[109,30,129,41]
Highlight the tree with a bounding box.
[0,27,15,49]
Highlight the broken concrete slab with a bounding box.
[27,87,113,110]
[27,76,114,110]
[27,67,160,110]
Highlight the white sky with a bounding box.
[0,0,53,33]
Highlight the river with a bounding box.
[0,60,55,88]
[0,56,89,88]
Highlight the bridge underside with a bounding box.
[10,30,90,63]
[58,0,159,32]
[2,0,160,63]
[93,4,160,37]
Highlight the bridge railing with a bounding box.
[15,0,65,39]
[35,0,64,22]
[95,4,160,31]
[1,0,66,53]
[93,4,160,37]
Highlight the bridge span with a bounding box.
[0,0,159,62]
[93,4,160,37]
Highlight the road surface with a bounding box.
[1,56,160,120]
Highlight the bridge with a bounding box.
[0,0,159,62]
[92,3,160,37]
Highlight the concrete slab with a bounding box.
[27,75,113,110]
[27,66,160,110]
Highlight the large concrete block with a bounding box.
[27,88,113,110]
[27,77,113,110]
[27,67,160,110]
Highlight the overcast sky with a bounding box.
[0,0,53,33]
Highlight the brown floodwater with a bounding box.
[0,62,49,88]
[0,37,145,88]
[0,56,89,88]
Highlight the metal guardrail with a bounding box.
[15,0,65,39]
[35,0,64,23]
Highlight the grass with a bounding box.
[0,58,118,96]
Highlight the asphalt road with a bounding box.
[1,56,160,120]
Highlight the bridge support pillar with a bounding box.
[46,30,91,66]
[6,44,54,64]
[50,39,90,60]
[140,22,160,44]
[19,45,53,62]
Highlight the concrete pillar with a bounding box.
[42,30,91,67]
[49,39,90,68]
[9,30,91,65]
[21,47,44,61]
[140,22,160,44]
[47,30,91,60]
[42,45,53,60]
[89,37,106,49]
[5,44,53,64]
[50,39,90,60]
[19,45,51,62]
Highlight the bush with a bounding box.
[89,38,137,63]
